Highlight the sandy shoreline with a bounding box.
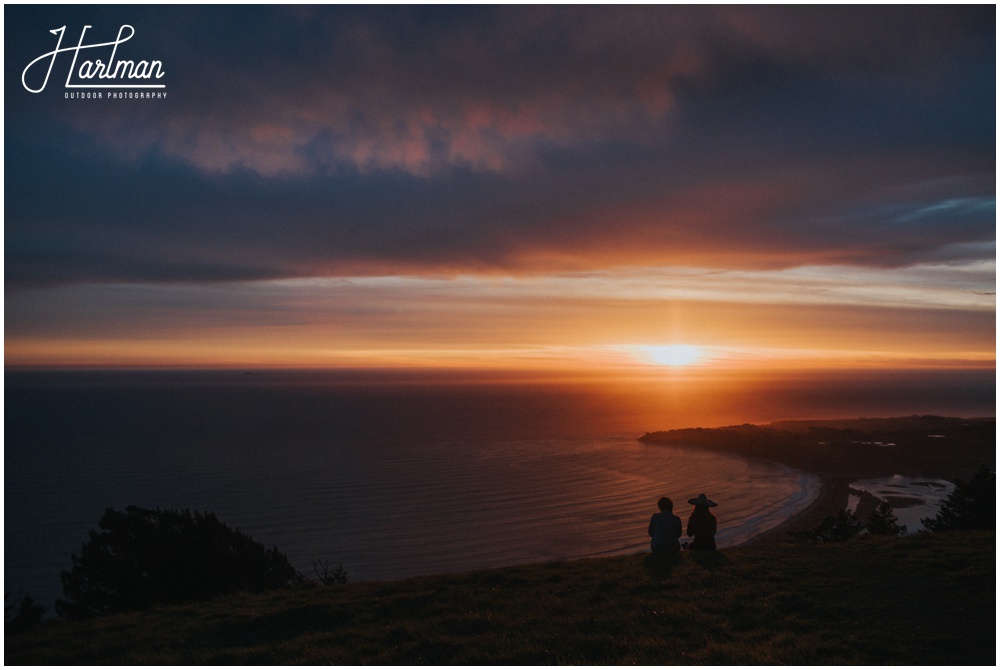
[739,475,855,547]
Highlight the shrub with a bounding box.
[57,506,303,618]
[922,466,995,532]
[6,595,45,632]
[864,502,907,536]
[312,559,348,585]
[809,509,864,542]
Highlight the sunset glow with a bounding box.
[4,6,994,376]
[5,265,993,370]
[637,346,705,368]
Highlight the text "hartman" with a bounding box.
[22,25,165,94]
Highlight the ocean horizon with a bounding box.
[5,367,994,614]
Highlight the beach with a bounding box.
[741,476,857,546]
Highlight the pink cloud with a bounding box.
[54,6,983,179]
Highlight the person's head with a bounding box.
[688,493,717,508]
[688,493,717,517]
[657,497,673,512]
[690,505,714,519]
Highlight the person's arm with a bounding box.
[648,515,656,537]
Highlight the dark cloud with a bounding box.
[5,5,995,286]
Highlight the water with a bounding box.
[5,368,992,613]
[847,476,956,533]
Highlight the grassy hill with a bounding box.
[6,531,994,665]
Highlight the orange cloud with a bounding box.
[6,263,993,370]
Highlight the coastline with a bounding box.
[644,416,996,548]
[738,475,854,547]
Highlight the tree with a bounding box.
[57,506,303,618]
[922,466,995,532]
[864,502,907,536]
[311,558,348,585]
[5,595,45,632]
[804,509,864,542]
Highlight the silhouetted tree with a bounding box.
[57,506,303,618]
[864,502,907,536]
[311,559,348,585]
[922,466,995,532]
[5,595,45,632]
[802,510,864,542]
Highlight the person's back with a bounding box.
[686,494,718,550]
[648,497,682,553]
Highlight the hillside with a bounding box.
[6,531,994,665]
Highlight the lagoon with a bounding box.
[847,475,955,533]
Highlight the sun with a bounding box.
[642,344,704,367]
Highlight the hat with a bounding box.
[688,493,717,507]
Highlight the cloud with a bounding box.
[4,5,995,286]
[49,7,698,175]
[7,263,994,370]
[10,6,991,176]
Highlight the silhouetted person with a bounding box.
[686,493,718,550]
[648,496,682,554]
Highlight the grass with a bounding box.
[6,530,994,665]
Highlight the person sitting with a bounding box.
[648,496,682,554]
[686,493,718,550]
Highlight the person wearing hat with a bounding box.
[686,493,718,550]
[647,497,682,554]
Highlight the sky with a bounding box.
[4,5,996,371]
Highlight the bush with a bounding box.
[6,595,45,632]
[806,509,864,542]
[57,506,303,618]
[922,466,995,532]
[801,502,907,542]
[864,502,907,536]
[312,559,348,585]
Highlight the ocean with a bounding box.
[4,367,993,613]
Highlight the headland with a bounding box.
[638,415,995,544]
